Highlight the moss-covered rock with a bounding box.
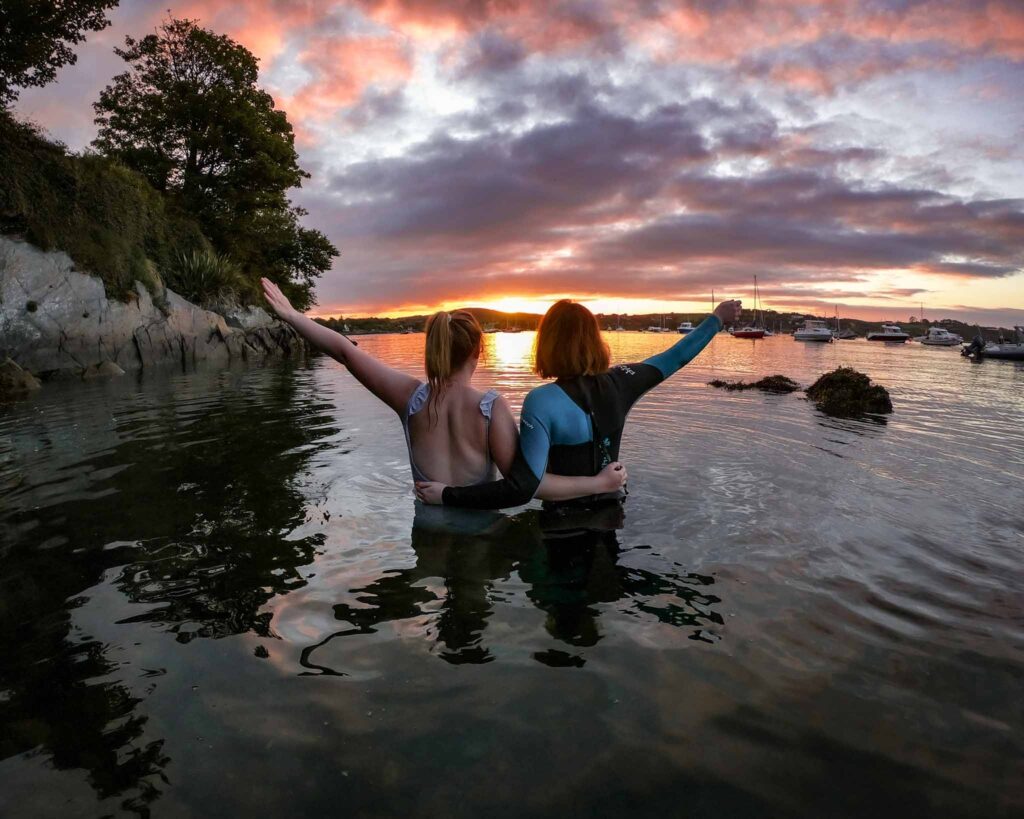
[709,375,800,393]
[806,367,892,416]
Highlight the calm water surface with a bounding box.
[1,332,1022,817]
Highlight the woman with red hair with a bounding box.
[416,298,741,508]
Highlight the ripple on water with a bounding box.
[1,337,1022,816]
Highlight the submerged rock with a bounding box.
[0,357,41,397]
[0,236,304,378]
[709,374,800,393]
[806,367,892,416]
[82,360,126,379]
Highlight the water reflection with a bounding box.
[307,508,724,675]
[0,364,336,812]
[1,333,1021,818]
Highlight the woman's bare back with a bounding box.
[407,383,495,485]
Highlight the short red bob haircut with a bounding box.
[534,300,611,379]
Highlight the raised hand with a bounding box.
[713,299,742,325]
[597,461,628,492]
[261,277,298,323]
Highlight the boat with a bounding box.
[730,275,766,339]
[647,315,672,333]
[866,323,911,342]
[962,327,1024,361]
[794,319,834,342]
[915,327,962,346]
[677,321,693,334]
[835,328,858,340]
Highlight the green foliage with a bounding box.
[0,1,118,107]
[92,18,337,309]
[0,111,208,300]
[167,248,249,305]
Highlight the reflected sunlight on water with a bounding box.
[1,332,1022,817]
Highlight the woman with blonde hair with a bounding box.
[416,297,742,508]
[261,279,625,499]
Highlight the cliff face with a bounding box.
[0,236,302,378]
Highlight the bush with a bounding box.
[0,111,208,300]
[167,248,247,305]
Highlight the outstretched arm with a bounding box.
[643,300,741,379]
[262,278,419,415]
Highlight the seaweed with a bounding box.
[805,367,892,417]
[708,375,800,393]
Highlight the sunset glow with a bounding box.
[16,0,1024,325]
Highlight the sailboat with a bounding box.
[731,275,766,339]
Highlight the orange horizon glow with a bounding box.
[309,294,973,323]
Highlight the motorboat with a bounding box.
[962,327,1024,361]
[866,324,910,342]
[733,325,765,339]
[794,319,834,342]
[677,322,694,334]
[915,327,962,346]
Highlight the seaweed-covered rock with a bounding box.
[709,375,800,393]
[806,367,892,416]
[0,357,41,398]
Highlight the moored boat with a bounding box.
[915,327,962,346]
[866,323,910,342]
[731,275,767,338]
[677,321,693,334]
[794,319,834,342]
[731,327,766,339]
[962,327,1024,361]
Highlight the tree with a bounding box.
[92,18,336,307]
[0,1,118,107]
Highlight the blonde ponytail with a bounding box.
[423,309,483,426]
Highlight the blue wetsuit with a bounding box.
[442,315,723,509]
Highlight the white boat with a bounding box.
[915,327,962,346]
[677,322,693,334]
[794,319,834,342]
[866,324,910,342]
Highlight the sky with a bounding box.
[14,0,1024,324]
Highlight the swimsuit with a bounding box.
[441,315,722,509]
[402,381,500,483]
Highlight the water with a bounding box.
[1,332,1022,818]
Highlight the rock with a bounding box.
[81,360,126,379]
[0,357,41,397]
[0,236,305,377]
[709,375,800,393]
[806,367,892,416]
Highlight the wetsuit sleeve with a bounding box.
[643,315,722,379]
[441,391,551,509]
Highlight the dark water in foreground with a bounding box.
[1,332,1022,818]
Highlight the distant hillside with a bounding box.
[317,307,1016,341]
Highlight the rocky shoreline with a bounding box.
[0,236,303,393]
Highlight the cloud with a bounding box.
[309,89,1023,313]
